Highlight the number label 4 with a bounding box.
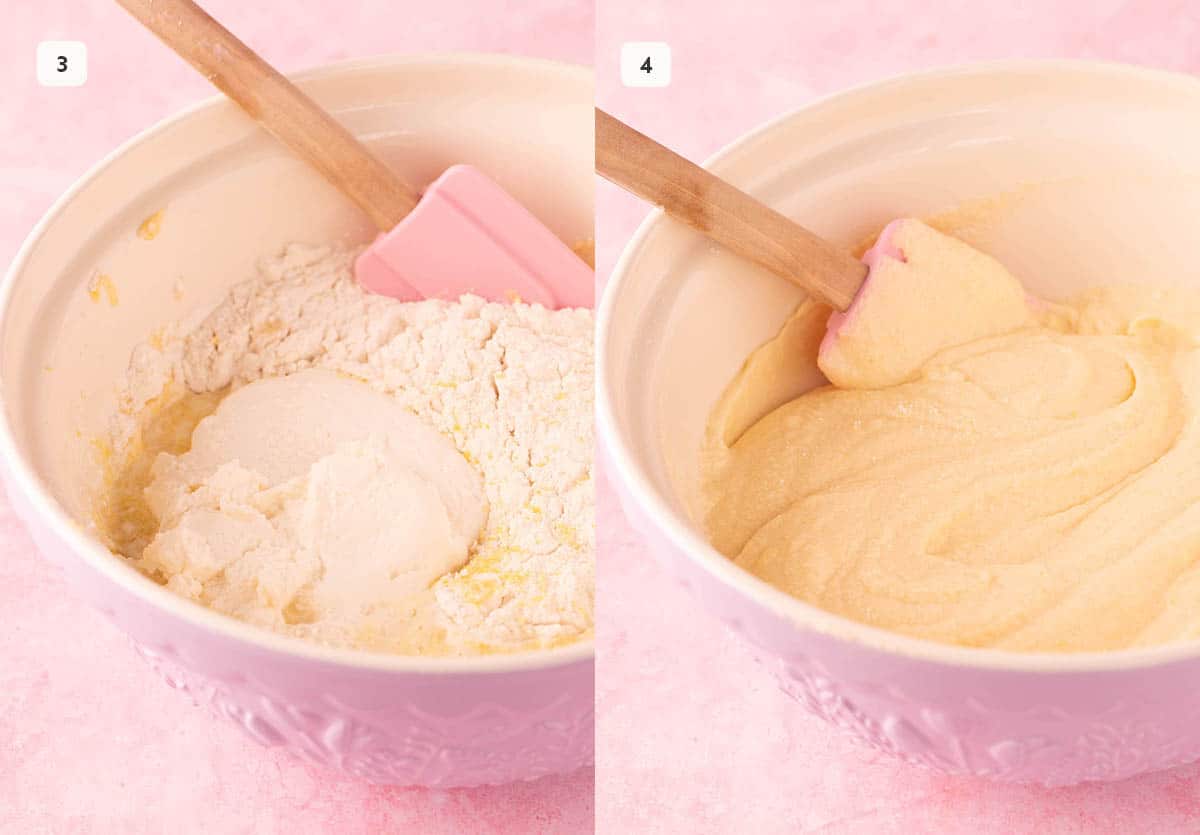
[621,42,671,88]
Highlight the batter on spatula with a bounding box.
[703,218,1200,653]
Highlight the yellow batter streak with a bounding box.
[703,219,1200,652]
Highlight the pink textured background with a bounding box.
[0,1,592,833]
[595,2,1200,834]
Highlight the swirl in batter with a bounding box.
[703,219,1200,652]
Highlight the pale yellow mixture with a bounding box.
[703,219,1200,652]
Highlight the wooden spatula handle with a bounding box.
[595,108,866,310]
[116,0,419,230]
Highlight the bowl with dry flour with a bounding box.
[0,54,594,787]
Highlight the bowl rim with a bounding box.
[597,57,1200,674]
[0,51,594,675]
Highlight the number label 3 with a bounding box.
[37,41,87,87]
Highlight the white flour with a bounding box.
[111,244,594,655]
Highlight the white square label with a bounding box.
[37,41,87,87]
[621,42,671,88]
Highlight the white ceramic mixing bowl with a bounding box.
[599,61,1200,786]
[1,54,594,788]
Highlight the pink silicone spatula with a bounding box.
[117,0,593,309]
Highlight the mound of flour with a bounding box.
[114,244,594,655]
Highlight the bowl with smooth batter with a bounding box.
[1,54,594,787]
[599,60,1200,785]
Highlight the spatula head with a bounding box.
[354,164,593,309]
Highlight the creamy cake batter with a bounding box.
[704,219,1200,652]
